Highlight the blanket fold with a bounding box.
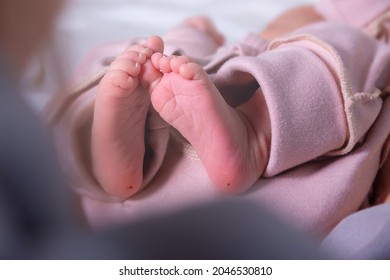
[47,19,390,236]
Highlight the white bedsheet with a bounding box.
[23,0,318,110]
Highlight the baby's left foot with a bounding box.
[92,36,164,198]
[149,54,270,193]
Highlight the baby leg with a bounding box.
[260,6,324,40]
[184,16,225,46]
[149,53,271,193]
[92,36,164,199]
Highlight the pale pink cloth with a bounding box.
[46,1,390,237]
[316,0,390,29]
[316,0,390,43]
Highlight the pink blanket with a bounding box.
[46,0,390,238]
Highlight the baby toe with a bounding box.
[145,35,164,53]
[110,58,141,77]
[170,56,192,73]
[106,69,138,91]
[118,50,147,64]
[158,56,175,73]
[179,62,206,80]
[127,44,153,58]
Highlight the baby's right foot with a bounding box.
[92,36,164,198]
[149,54,270,193]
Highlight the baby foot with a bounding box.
[185,16,225,46]
[92,36,164,198]
[149,54,270,193]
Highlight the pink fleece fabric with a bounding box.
[47,1,390,237]
[316,0,390,28]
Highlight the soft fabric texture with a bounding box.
[321,204,390,259]
[0,60,325,260]
[315,0,390,29]
[47,1,390,239]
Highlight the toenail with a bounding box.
[143,48,152,56]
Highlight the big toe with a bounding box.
[145,35,164,53]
